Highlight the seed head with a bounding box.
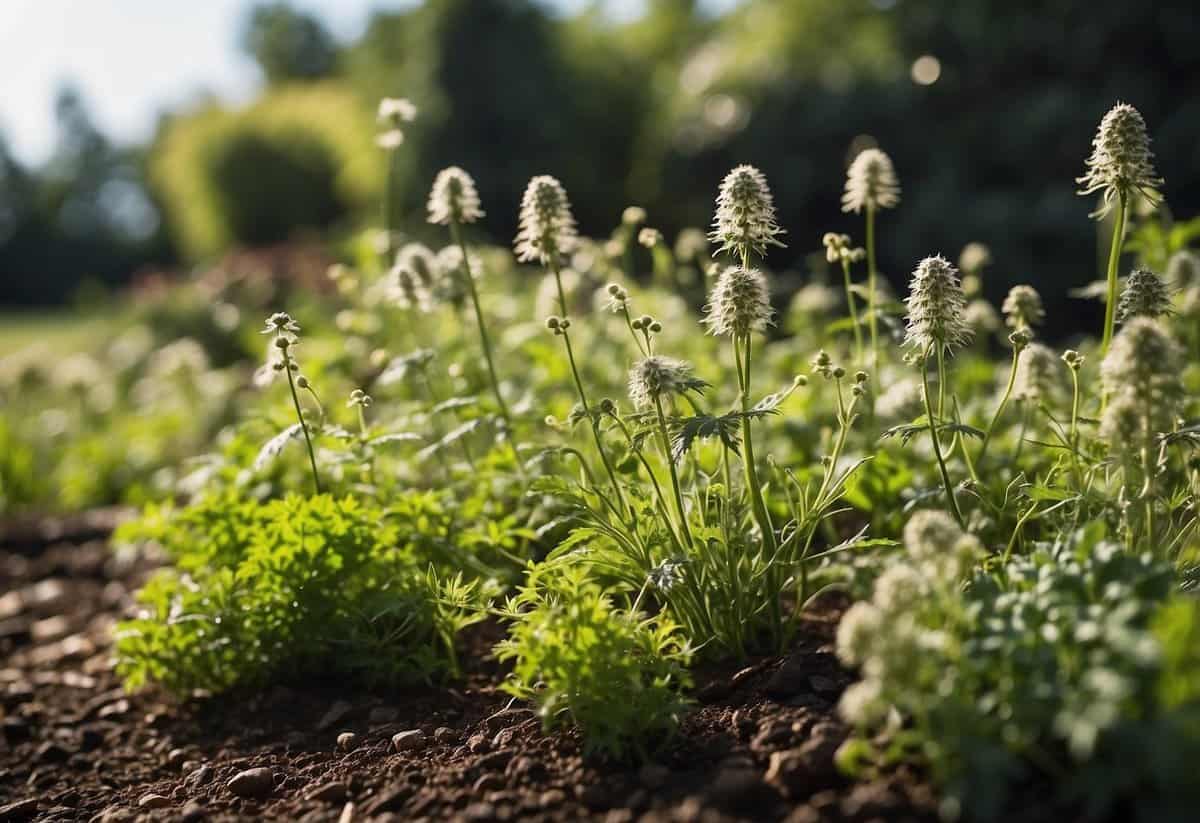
[622,206,647,226]
[903,509,963,563]
[958,242,992,276]
[963,299,1001,334]
[376,97,417,149]
[1100,318,1184,417]
[872,564,926,613]
[1013,343,1061,402]
[395,243,438,289]
[1077,102,1162,218]
[709,164,785,259]
[842,148,901,214]
[638,227,663,248]
[836,602,882,667]
[903,255,972,354]
[703,266,772,337]
[514,175,578,265]
[1001,285,1044,331]
[262,312,300,338]
[427,166,485,225]
[1116,268,1173,322]
[628,355,703,409]
[822,232,865,265]
[390,264,432,312]
[1166,250,1200,288]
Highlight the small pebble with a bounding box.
[227,766,275,799]
[391,729,426,752]
[137,794,171,809]
[337,731,357,751]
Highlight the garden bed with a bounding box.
[0,514,936,823]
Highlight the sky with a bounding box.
[0,0,711,167]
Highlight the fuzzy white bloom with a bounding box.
[395,243,438,289]
[622,206,647,226]
[1100,317,1183,398]
[434,245,482,304]
[1001,285,1045,331]
[1099,318,1184,449]
[1013,343,1061,402]
[427,166,484,225]
[628,355,702,409]
[963,299,1001,334]
[1116,268,1173,322]
[903,255,972,354]
[903,509,964,564]
[836,602,883,667]
[1077,102,1162,218]
[390,264,433,312]
[958,242,992,275]
[703,266,772,337]
[1166,250,1200,288]
[872,564,926,613]
[838,678,888,727]
[514,175,578,265]
[709,164,785,258]
[376,98,416,150]
[842,148,901,214]
[675,228,709,263]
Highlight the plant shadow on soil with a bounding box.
[0,512,937,822]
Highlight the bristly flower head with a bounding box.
[1116,268,1173,322]
[261,311,300,339]
[390,264,433,312]
[1001,284,1045,331]
[628,355,705,409]
[1166,249,1200,288]
[395,243,437,289]
[1077,102,1162,218]
[1013,343,1061,402]
[703,266,772,337]
[1100,317,1184,403]
[903,255,972,354]
[376,98,417,150]
[842,148,901,214]
[709,164,786,259]
[514,175,578,265]
[427,166,484,225]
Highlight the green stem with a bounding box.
[840,257,864,363]
[382,148,399,262]
[977,344,1020,465]
[865,204,879,368]
[284,358,322,495]
[921,348,965,528]
[654,394,694,550]
[735,334,776,553]
[451,221,513,430]
[1100,192,1128,356]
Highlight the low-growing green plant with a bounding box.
[495,567,692,758]
[115,493,485,692]
[835,519,1178,821]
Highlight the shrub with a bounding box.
[496,567,693,758]
[115,493,483,693]
[150,85,380,259]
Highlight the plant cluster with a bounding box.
[6,95,1198,796]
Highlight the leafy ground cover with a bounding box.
[3,99,1200,821]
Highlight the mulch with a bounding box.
[0,512,937,823]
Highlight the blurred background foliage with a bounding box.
[2,0,1198,333]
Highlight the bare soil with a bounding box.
[0,512,937,822]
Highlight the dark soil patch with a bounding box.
[0,513,937,822]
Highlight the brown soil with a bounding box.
[0,513,937,823]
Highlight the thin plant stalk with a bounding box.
[450,221,513,431]
[548,259,628,517]
[1100,192,1129,356]
[865,204,880,367]
[921,347,965,528]
[653,395,694,550]
[976,344,1020,465]
[840,256,864,363]
[283,358,322,495]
